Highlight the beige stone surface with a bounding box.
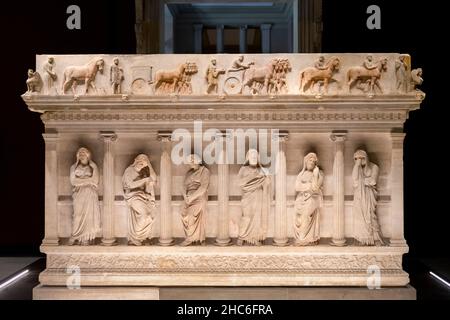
[21,54,425,297]
[33,285,415,300]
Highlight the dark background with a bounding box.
[0,0,447,263]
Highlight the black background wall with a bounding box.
[0,0,447,261]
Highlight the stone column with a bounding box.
[216,24,224,53]
[158,132,174,246]
[215,132,232,246]
[193,24,203,54]
[298,0,323,53]
[260,24,272,53]
[273,131,289,246]
[42,133,59,246]
[239,25,247,53]
[330,132,347,246]
[390,132,407,246]
[100,132,117,246]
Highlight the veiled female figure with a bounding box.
[293,152,323,246]
[237,149,271,246]
[352,150,384,246]
[122,154,157,246]
[68,147,101,245]
[180,154,210,246]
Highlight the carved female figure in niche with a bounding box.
[352,150,384,246]
[237,149,271,246]
[293,152,324,246]
[68,147,101,245]
[180,154,210,246]
[122,154,157,246]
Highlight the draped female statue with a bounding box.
[122,154,157,246]
[68,147,101,245]
[180,154,210,246]
[237,149,271,246]
[293,152,324,246]
[352,150,384,246]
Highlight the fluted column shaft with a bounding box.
[194,24,203,54]
[260,24,272,53]
[215,132,232,246]
[100,132,117,246]
[390,132,407,246]
[216,24,224,53]
[330,132,347,246]
[239,25,247,53]
[158,132,174,246]
[42,133,59,245]
[273,132,289,246]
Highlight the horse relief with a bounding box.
[347,56,388,94]
[62,57,105,95]
[152,62,198,95]
[299,56,340,94]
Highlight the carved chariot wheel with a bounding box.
[131,78,148,95]
[223,76,242,95]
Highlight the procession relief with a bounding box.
[25,54,423,96]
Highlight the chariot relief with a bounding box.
[152,62,198,95]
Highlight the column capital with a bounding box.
[157,131,172,142]
[260,23,272,31]
[193,23,203,31]
[42,132,59,142]
[240,25,248,31]
[330,131,347,142]
[215,130,233,140]
[391,132,405,149]
[272,130,289,142]
[100,131,117,142]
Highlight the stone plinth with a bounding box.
[38,243,409,287]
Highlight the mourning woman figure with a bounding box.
[237,149,271,246]
[352,150,384,246]
[68,148,101,245]
[180,154,210,246]
[293,152,324,246]
[122,154,158,246]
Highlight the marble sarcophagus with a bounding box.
[22,53,424,299]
